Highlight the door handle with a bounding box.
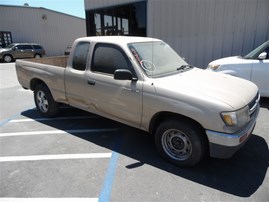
[87,80,96,85]
[122,87,140,93]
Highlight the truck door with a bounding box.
[87,43,143,127]
[65,42,95,109]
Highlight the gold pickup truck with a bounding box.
[16,36,260,167]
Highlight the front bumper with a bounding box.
[206,104,260,158]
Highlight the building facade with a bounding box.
[0,5,86,56]
[85,0,269,68]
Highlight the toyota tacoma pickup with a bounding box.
[16,36,260,167]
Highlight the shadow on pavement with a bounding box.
[21,102,269,197]
[260,97,269,109]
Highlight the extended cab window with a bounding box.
[92,44,132,75]
[72,42,90,71]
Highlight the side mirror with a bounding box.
[114,69,137,81]
[258,52,267,60]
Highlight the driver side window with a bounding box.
[92,44,134,75]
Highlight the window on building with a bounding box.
[86,1,146,37]
[72,42,90,71]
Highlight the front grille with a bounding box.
[248,92,260,118]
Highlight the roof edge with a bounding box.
[0,4,85,20]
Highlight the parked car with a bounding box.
[207,40,269,97]
[64,45,72,55]
[0,43,45,62]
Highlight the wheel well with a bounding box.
[149,112,205,135]
[30,78,46,91]
[149,111,209,155]
[3,54,13,58]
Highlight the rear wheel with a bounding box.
[34,54,41,58]
[34,84,59,117]
[155,120,207,167]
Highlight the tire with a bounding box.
[155,120,207,167]
[34,84,59,117]
[34,54,41,58]
[3,54,13,63]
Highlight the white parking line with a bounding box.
[0,128,118,137]
[0,153,112,162]
[0,198,98,202]
[10,116,100,123]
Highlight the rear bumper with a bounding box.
[206,104,259,158]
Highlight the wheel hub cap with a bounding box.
[171,136,184,150]
[37,91,48,112]
[162,129,192,161]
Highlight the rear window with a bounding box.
[32,45,43,50]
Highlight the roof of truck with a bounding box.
[75,36,161,45]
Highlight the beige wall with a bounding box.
[0,6,86,56]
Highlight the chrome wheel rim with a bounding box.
[35,55,41,58]
[162,129,192,161]
[36,90,48,113]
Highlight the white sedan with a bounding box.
[207,41,269,97]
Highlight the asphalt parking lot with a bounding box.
[0,62,268,202]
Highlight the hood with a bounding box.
[0,48,10,52]
[208,56,250,66]
[154,68,258,110]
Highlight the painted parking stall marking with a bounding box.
[9,115,100,123]
[0,111,120,201]
[0,128,118,137]
[0,198,99,202]
[0,153,112,162]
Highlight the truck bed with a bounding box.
[23,56,68,68]
[15,56,68,103]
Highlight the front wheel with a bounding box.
[34,84,59,117]
[3,54,13,63]
[155,120,207,167]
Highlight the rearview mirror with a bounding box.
[114,69,137,81]
[258,52,267,60]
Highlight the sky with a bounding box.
[0,0,85,18]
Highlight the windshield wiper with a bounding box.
[177,65,194,71]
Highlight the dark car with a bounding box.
[64,45,72,55]
[0,43,45,62]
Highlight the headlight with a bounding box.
[207,64,220,70]
[221,106,250,130]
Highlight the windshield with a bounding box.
[128,41,188,77]
[244,41,269,59]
